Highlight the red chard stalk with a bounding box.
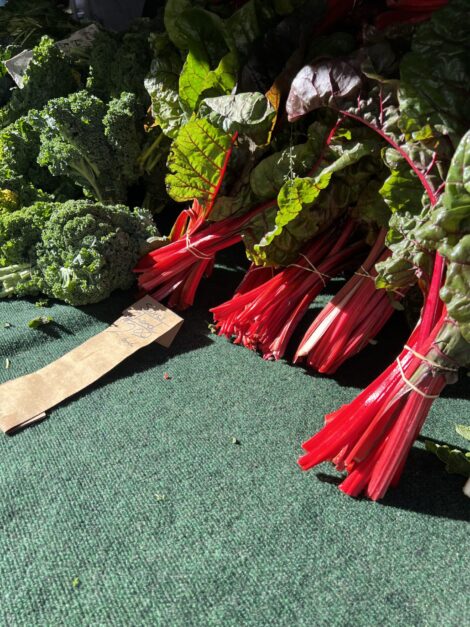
[134,199,276,309]
[298,302,462,500]
[295,229,408,373]
[211,219,368,360]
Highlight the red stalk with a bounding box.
[295,228,408,373]
[135,113,345,310]
[205,132,238,219]
[298,103,453,498]
[298,264,452,499]
[211,220,367,360]
[135,200,277,309]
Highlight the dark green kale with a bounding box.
[86,29,152,107]
[35,91,145,204]
[0,200,158,304]
[0,36,78,129]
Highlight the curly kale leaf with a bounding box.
[0,113,76,199]
[35,91,144,204]
[0,200,56,267]
[35,201,158,305]
[86,29,152,107]
[1,36,78,129]
[0,200,158,304]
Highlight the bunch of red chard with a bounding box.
[294,229,406,373]
[298,258,466,500]
[133,0,469,498]
[135,197,277,309]
[296,121,469,498]
[212,220,367,359]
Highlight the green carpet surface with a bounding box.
[0,263,469,626]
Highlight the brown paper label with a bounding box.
[0,296,183,433]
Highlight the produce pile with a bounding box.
[0,0,469,498]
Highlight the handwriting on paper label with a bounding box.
[112,303,178,347]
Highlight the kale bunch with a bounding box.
[34,90,145,204]
[0,112,81,207]
[86,29,152,108]
[0,36,78,129]
[0,200,158,304]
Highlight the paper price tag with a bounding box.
[0,296,183,433]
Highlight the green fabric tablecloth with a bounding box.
[0,261,468,626]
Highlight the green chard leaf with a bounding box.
[223,0,262,57]
[375,162,433,292]
[165,117,234,206]
[415,130,470,341]
[245,132,379,266]
[165,0,283,62]
[198,92,275,145]
[352,179,390,230]
[398,0,470,143]
[164,4,228,66]
[144,34,185,139]
[179,49,238,114]
[163,0,193,50]
[249,122,329,201]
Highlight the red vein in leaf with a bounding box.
[206,132,239,218]
[339,110,438,206]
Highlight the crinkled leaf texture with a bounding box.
[249,122,328,201]
[375,163,432,291]
[352,179,390,230]
[198,93,275,145]
[144,34,185,139]
[398,0,470,143]
[245,136,377,266]
[416,130,470,341]
[36,201,157,305]
[165,117,233,206]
